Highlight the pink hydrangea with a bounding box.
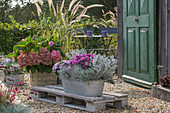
[49,41,55,46]
[38,47,52,65]
[50,50,61,63]
[17,52,41,68]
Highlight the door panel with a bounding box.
[126,16,149,27]
[123,0,156,87]
[128,0,136,15]
[140,29,149,74]
[140,0,148,14]
[127,29,136,71]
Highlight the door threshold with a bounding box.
[122,75,153,88]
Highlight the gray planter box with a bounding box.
[6,73,25,86]
[0,70,5,82]
[62,79,104,97]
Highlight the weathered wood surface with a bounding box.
[157,0,170,79]
[117,0,123,78]
[152,85,170,102]
[31,85,128,112]
[45,85,127,98]
[167,0,170,75]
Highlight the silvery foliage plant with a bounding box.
[58,49,117,81]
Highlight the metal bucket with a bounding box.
[62,79,104,97]
[6,73,25,86]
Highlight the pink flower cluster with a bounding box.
[17,47,61,68]
[49,41,55,46]
[51,50,61,63]
[69,53,94,68]
[38,47,52,65]
[17,51,40,68]
[0,82,22,105]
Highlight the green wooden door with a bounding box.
[123,0,156,88]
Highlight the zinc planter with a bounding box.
[6,73,25,86]
[62,79,105,97]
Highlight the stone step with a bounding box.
[152,85,170,102]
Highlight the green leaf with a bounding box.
[30,66,36,73]
[7,53,16,58]
[39,42,44,49]
[49,36,54,41]
[13,45,26,52]
[26,41,32,47]
[17,41,26,45]
[45,66,52,73]
[26,36,32,42]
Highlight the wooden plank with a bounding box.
[45,85,64,90]
[117,0,123,78]
[74,35,114,38]
[45,85,127,98]
[31,87,104,102]
[33,97,88,111]
[86,48,116,51]
[32,97,57,104]
[157,0,168,79]
[167,0,170,75]
[93,97,127,104]
[103,91,128,98]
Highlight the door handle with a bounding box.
[134,17,138,22]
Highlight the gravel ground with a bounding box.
[5,74,170,113]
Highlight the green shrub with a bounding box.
[0,16,40,55]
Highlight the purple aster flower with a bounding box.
[13,65,17,68]
[1,61,4,65]
[5,58,11,63]
[81,62,85,65]
[29,91,35,94]
[27,96,32,100]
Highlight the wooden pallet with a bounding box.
[31,85,128,112]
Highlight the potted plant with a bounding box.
[0,58,24,86]
[8,36,63,87]
[53,49,117,97]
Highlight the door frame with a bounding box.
[117,0,157,88]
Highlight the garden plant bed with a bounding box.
[31,85,128,112]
